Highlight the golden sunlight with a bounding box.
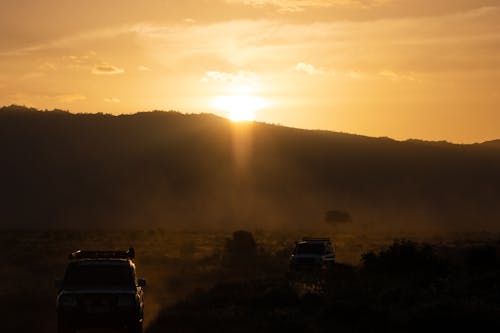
[212,95,268,122]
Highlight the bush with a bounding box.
[361,239,445,279]
[222,230,257,268]
[465,245,498,271]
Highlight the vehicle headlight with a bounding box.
[58,294,77,307]
[116,294,135,307]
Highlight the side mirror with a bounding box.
[55,279,63,290]
[138,279,146,288]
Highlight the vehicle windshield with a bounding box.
[64,262,135,289]
[295,243,326,255]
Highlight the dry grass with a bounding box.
[2,229,500,332]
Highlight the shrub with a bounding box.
[222,230,257,268]
[361,239,445,279]
[465,245,499,271]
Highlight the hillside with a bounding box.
[1,105,499,230]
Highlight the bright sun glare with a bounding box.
[212,95,268,122]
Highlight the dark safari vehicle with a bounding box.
[289,238,335,273]
[55,248,146,333]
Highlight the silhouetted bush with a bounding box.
[222,230,257,268]
[361,239,446,280]
[465,245,499,271]
[225,230,257,256]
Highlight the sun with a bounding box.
[228,109,256,122]
[212,95,267,122]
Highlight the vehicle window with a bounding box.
[64,264,135,289]
[295,243,325,255]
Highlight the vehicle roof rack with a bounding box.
[302,237,331,242]
[69,247,135,260]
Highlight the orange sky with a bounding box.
[1,0,499,143]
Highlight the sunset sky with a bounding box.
[1,0,499,143]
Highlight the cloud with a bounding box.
[65,53,94,64]
[56,93,86,103]
[379,70,417,82]
[5,92,86,105]
[20,71,45,81]
[294,63,365,80]
[38,62,57,71]
[293,62,344,77]
[294,63,414,82]
[347,70,363,80]
[224,0,392,12]
[30,52,98,74]
[104,97,121,103]
[294,62,320,75]
[293,62,334,75]
[137,65,151,72]
[108,5,500,79]
[201,70,259,83]
[91,64,125,75]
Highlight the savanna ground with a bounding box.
[2,229,500,332]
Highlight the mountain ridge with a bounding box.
[2,104,498,146]
[1,105,500,231]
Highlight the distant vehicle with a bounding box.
[55,248,146,333]
[289,238,335,273]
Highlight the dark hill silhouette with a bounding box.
[1,105,500,230]
[481,139,500,148]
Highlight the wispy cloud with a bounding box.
[347,70,363,80]
[293,62,334,76]
[57,93,87,103]
[5,92,86,105]
[104,97,121,103]
[201,70,259,83]
[91,64,124,75]
[224,0,392,12]
[293,64,420,82]
[65,53,95,64]
[137,65,152,72]
[379,70,417,82]
[38,62,57,71]
[19,71,46,81]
